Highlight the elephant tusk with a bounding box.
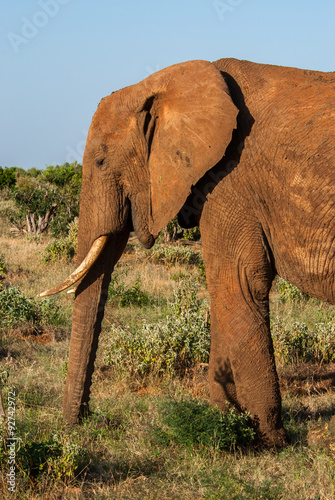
[39,235,109,297]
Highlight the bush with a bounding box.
[0,286,64,330]
[276,278,310,302]
[43,163,82,189]
[152,397,255,451]
[108,275,150,307]
[43,238,75,263]
[17,432,87,480]
[271,317,335,364]
[139,243,203,267]
[39,298,66,328]
[0,167,18,190]
[0,287,40,327]
[103,280,210,376]
[160,216,201,243]
[43,218,78,263]
[0,253,7,280]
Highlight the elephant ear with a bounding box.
[136,60,238,237]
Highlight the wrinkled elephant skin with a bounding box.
[45,59,334,447]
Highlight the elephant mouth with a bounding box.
[128,199,155,249]
[39,235,109,297]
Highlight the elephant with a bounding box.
[41,58,335,447]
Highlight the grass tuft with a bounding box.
[152,397,255,451]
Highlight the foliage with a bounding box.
[276,278,310,302]
[4,163,81,236]
[162,216,201,242]
[140,243,203,267]
[25,167,43,178]
[108,275,150,307]
[13,175,56,217]
[0,253,8,280]
[43,237,75,263]
[0,286,64,330]
[43,218,78,262]
[0,286,40,326]
[103,280,210,376]
[183,226,201,241]
[197,259,206,278]
[0,167,18,190]
[17,431,87,480]
[38,298,66,328]
[152,397,255,451]
[271,316,335,364]
[43,163,82,188]
[42,163,82,237]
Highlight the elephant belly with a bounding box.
[273,227,335,305]
[266,191,335,305]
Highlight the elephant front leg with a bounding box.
[209,308,239,412]
[207,263,287,448]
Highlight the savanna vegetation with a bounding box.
[0,164,334,499]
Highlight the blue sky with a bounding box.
[1,0,334,170]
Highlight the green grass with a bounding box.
[0,226,334,498]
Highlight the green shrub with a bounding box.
[0,286,64,330]
[39,298,65,327]
[152,397,255,451]
[0,287,40,327]
[140,243,203,267]
[183,226,201,241]
[271,317,335,364]
[0,253,7,280]
[43,218,78,263]
[103,280,210,376]
[43,163,82,189]
[276,278,310,302]
[160,216,201,242]
[43,238,75,263]
[17,432,87,480]
[197,259,206,278]
[108,275,150,307]
[313,323,335,363]
[0,167,18,190]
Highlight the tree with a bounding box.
[0,167,18,189]
[10,163,82,236]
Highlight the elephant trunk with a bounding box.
[63,230,129,424]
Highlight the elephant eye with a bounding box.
[96,158,105,167]
[95,143,108,167]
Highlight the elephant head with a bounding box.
[41,60,238,424]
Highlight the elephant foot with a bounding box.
[254,424,288,449]
[264,430,288,449]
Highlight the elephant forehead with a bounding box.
[89,93,131,137]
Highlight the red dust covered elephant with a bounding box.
[41,58,335,447]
